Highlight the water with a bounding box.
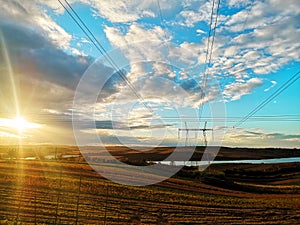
[42,154,80,160]
[62,154,80,159]
[153,157,300,166]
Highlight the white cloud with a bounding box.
[84,0,155,23]
[0,0,73,50]
[264,80,277,92]
[170,42,203,65]
[209,0,299,80]
[105,23,166,48]
[178,1,228,27]
[224,78,263,101]
[212,1,300,81]
[227,0,252,8]
[104,23,170,81]
[196,29,205,35]
[152,62,176,77]
[153,0,299,103]
[102,22,226,108]
[88,0,184,23]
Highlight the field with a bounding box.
[0,146,299,224]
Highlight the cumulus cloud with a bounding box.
[224,78,263,101]
[104,23,170,82]
[182,0,299,90]
[177,0,228,28]
[30,0,300,106]
[105,23,204,86]
[219,0,300,76]
[0,0,73,49]
[0,19,91,89]
[82,0,185,23]
[88,0,155,23]
[227,0,252,8]
[178,1,213,27]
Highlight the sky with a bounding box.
[0,0,299,148]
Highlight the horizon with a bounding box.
[0,0,299,148]
[0,144,299,150]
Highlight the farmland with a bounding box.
[0,146,299,224]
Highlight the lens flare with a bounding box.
[12,116,40,133]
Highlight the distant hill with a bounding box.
[0,145,299,162]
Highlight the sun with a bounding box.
[10,116,40,133]
[12,116,27,132]
[0,116,41,133]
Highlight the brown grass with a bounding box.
[0,158,299,224]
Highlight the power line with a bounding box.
[203,0,216,69]
[61,0,144,98]
[234,70,300,128]
[211,0,254,80]
[188,0,255,81]
[156,115,300,123]
[207,0,221,67]
[57,0,104,54]
[156,0,167,36]
[58,0,180,138]
[160,115,300,120]
[201,0,221,103]
[198,0,217,121]
[58,0,154,114]
[199,0,221,122]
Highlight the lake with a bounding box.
[153,157,300,166]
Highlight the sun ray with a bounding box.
[0,32,20,118]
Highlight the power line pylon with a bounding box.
[178,121,213,147]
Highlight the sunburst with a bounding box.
[0,116,41,134]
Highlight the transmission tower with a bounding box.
[178,121,213,146]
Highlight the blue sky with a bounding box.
[0,0,299,148]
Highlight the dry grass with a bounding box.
[0,159,299,224]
